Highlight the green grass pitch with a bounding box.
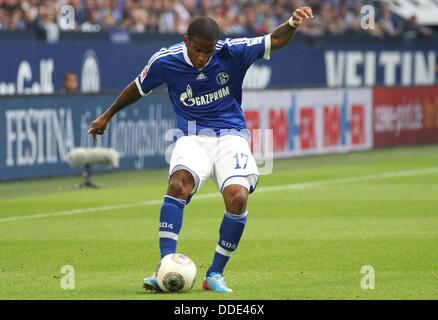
[0,145,437,300]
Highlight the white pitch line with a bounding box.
[256,166,438,192]
[1,167,437,224]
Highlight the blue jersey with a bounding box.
[134,35,271,139]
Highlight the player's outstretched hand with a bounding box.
[88,116,109,142]
[290,6,314,28]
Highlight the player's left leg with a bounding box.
[203,135,259,293]
[203,184,249,293]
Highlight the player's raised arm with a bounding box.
[270,6,314,51]
[88,81,141,141]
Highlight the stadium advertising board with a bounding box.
[5,86,438,181]
[0,94,175,181]
[0,38,437,95]
[243,88,373,158]
[373,86,438,148]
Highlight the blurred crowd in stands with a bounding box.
[0,0,435,39]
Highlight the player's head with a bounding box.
[184,16,220,69]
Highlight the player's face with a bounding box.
[184,35,217,69]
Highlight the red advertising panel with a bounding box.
[323,105,340,147]
[300,107,316,150]
[243,88,373,159]
[244,109,261,155]
[351,104,366,145]
[373,87,438,148]
[269,108,287,152]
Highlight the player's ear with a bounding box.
[183,35,190,46]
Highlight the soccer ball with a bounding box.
[156,253,197,293]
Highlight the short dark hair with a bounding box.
[187,16,220,41]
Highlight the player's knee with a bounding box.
[224,187,248,214]
[167,171,194,199]
[167,179,190,199]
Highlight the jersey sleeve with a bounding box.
[134,53,166,96]
[225,34,271,70]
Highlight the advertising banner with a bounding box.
[0,37,437,95]
[243,88,373,158]
[0,94,175,181]
[373,86,438,148]
[7,86,437,181]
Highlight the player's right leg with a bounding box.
[144,136,213,291]
[144,170,194,292]
[159,170,194,259]
[143,169,194,291]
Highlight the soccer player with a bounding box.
[88,7,313,293]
